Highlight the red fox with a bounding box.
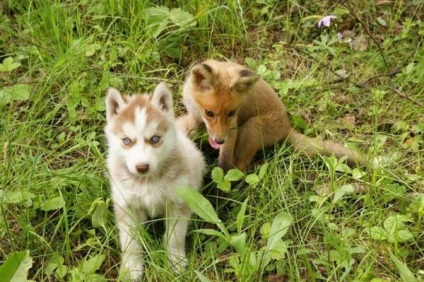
[177,59,366,172]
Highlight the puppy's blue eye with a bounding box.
[122,137,132,145]
[150,136,160,144]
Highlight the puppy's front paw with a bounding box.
[121,256,144,281]
[169,253,187,274]
[176,115,197,137]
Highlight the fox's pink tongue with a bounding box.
[208,137,221,150]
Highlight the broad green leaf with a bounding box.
[145,6,170,38]
[46,255,67,278]
[334,160,351,173]
[146,6,169,20]
[81,254,105,275]
[384,215,410,240]
[85,43,101,57]
[176,188,228,236]
[245,174,259,186]
[410,193,424,215]
[349,246,366,255]
[389,252,418,282]
[395,230,413,243]
[268,240,288,260]
[224,169,244,182]
[2,191,35,204]
[163,46,182,59]
[8,84,30,101]
[341,228,356,238]
[0,250,33,282]
[352,168,366,179]
[260,222,271,239]
[91,201,107,230]
[333,184,355,204]
[236,198,249,233]
[258,163,269,179]
[194,270,212,282]
[194,229,227,241]
[46,256,63,275]
[211,167,224,184]
[405,62,415,74]
[0,57,21,72]
[217,181,231,192]
[262,212,293,270]
[169,8,196,28]
[41,196,65,211]
[0,88,12,105]
[0,84,30,106]
[369,226,387,241]
[376,17,387,27]
[56,264,68,279]
[229,232,247,255]
[386,183,406,200]
[267,212,293,250]
[292,115,307,131]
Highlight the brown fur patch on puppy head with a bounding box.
[105,86,172,138]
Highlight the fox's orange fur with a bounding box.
[178,59,366,172]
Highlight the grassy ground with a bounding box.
[1,0,423,281]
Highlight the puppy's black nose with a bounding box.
[136,163,149,173]
[215,139,225,145]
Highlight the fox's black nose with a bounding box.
[215,139,225,145]
[136,163,149,173]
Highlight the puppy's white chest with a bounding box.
[115,179,171,218]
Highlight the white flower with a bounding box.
[318,15,337,28]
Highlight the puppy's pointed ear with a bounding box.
[190,63,216,90]
[106,87,127,121]
[152,82,174,115]
[232,69,260,93]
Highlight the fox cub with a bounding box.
[178,59,365,172]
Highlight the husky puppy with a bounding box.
[105,83,205,280]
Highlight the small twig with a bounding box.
[343,3,388,69]
[389,86,424,108]
[288,45,368,89]
[359,68,401,87]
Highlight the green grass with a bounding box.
[1,0,423,281]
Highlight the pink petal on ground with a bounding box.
[317,15,337,28]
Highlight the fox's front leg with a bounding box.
[234,114,284,172]
[115,205,146,281]
[164,204,192,273]
[218,122,238,172]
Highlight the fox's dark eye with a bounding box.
[122,137,132,145]
[150,136,161,144]
[205,109,214,117]
[228,110,236,117]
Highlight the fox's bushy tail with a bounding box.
[287,130,366,166]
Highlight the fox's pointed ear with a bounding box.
[152,82,174,115]
[106,87,127,120]
[232,69,260,93]
[190,63,216,90]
